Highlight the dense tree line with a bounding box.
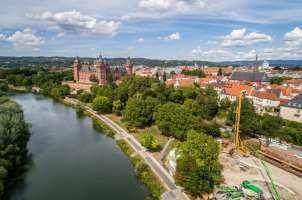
[76,75,221,140]
[181,69,205,77]
[3,68,72,99]
[0,96,30,197]
[226,97,302,145]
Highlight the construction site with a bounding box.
[215,93,302,200]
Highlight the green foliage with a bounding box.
[199,122,221,137]
[116,140,164,200]
[196,93,219,120]
[92,96,112,113]
[112,100,123,115]
[91,118,115,138]
[270,77,291,85]
[123,95,160,127]
[227,98,261,136]
[219,98,231,110]
[181,69,205,77]
[78,92,94,103]
[50,84,70,99]
[140,132,160,151]
[154,103,197,140]
[175,130,221,196]
[0,99,30,197]
[89,74,98,83]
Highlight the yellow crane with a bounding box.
[233,92,249,156]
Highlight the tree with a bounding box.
[227,98,261,136]
[89,74,98,83]
[92,96,112,113]
[78,92,94,103]
[261,114,282,138]
[163,72,167,81]
[154,103,197,140]
[140,133,160,151]
[50,85,70,98]
[196,94,219,120]
[123,96,160,127]
[175,130,221,196]
[220,98,231,110]
[112,100,123,115]
[200,122,221,137]
[0,100,30,197]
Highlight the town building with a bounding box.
[280,94,302,122]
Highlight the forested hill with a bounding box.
[0,57,216,68]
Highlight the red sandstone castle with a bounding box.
[73,55,133,85]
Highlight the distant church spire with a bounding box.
[254,54,259,72]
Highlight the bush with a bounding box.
[92,96,112,113]
[78,92,94,103]
[140,133,160,151]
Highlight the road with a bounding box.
[64,97,189,200]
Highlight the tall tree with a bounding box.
[175,130,221,196]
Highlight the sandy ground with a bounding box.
[220,150,302,200]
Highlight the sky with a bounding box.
[0,0,302,61]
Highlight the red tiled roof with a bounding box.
[223,84,253,97]
[251,90,279,101]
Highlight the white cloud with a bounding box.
[138,0,206,13]
[0,34,6,41]
[163,32,180,41]
[137,37,145,43]
[222,28,272,47]
[29,10,121,36]
[2,28,44,49]
[284,27,302,46]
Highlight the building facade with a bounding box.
[73,55,133,86]
[280,94,302,122]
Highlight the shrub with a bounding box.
[92,96,112,113]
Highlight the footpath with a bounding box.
[64,97,190,200]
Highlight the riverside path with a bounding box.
[64,97,190,200]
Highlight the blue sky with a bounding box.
[0,0,302,61]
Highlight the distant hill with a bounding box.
[219,60,302,67]
[0,56,301,68]
[0,56,215,68]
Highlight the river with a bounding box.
[7,93,149,200]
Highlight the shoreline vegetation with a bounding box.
[2,67,302,198]
[64,98,165,199]
[0,95,30,198]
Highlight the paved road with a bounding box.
[64,98,189,200]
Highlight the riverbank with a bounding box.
[64,97,190,200]
[8,93,150,200]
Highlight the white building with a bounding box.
[280,94,302,122]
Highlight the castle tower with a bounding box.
[95,54,107,85]
[73,56,81,82]
[124,56,133,75]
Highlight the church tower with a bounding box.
[95,54,107,85]
[124,56,133,75]
[73,56,81,83]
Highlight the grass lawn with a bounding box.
[105,114,170,150]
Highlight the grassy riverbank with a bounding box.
[116,140,164,200]
[64,99,165,199]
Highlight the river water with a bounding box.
[7,93,149,200]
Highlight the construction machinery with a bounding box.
[215,180,263,200]
[232,92,249,157]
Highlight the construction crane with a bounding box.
[233,92,249,156]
